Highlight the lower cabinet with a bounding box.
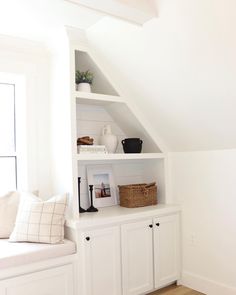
[154,214,180,289]
[82,226,122,295]
[121,215,180,295]
[121,219,154,295]
[0,265,74,295]
[80,212,180,295]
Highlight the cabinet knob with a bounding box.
[149,224,153,228]
[156,223,160,227]
[85,236,90,241]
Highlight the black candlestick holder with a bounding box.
[87,185,98,212]
[78,177,86,213]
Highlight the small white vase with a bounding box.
[77,83,91,92]
[100,125,118,154]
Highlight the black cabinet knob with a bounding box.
[156,223,160,227]
[85,236,90,241]
[149,224,153,228]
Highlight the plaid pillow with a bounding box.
[9,194,67,244]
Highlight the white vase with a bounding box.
[77,83,91,92]
[100,125,118,154]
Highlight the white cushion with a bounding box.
[0,239,76,269]
[9,194,68,244]
[0,191,39,238]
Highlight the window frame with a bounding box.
[0,73,27,192]
[0,82,17,189]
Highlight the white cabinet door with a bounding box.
[121,219,154,295]
[154,214,180,289]
[3,265,74,295]
[82,226,121,295]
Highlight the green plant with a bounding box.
[75,70,94,85]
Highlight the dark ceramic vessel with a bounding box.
[122,138,143,153]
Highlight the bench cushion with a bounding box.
[0,239,76,269]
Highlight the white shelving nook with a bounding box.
[61,28,171,220]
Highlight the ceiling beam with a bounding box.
[65,0,157,25]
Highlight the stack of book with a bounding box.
[78,145,108,154]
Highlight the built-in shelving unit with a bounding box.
[66,31,169,219]
[49,29,176,295]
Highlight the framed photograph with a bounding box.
[87,165,117,208]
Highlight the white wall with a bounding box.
[87,0,236,152]
[171,150,236,294]
[0,36,52,197]
[49,29,77,217]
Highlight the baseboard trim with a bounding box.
[180,271,236,295]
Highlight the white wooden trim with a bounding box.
[181,271,236,295]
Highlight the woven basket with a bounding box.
[118,182,157,208]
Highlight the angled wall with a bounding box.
[87,0,236,152]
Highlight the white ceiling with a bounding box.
[0,0,103,43]
[87,0,236,151]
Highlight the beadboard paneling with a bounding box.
[76,104,126,152]
[77,162,148,209]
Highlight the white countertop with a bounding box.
[66,204,181,229]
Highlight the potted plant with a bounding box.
[75,70,94,92]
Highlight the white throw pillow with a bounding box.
[9,194,68,244]
[0,191,38,238]
[0,191,20,238]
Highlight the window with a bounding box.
[0,83,17,192]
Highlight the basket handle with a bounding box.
[144,182,156,188]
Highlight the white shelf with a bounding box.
[77,153,165,161]
[75,91,124,106]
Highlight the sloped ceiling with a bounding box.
[65,0,157,25]
[87,0,236,152]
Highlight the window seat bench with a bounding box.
[0,239,77,295]
[0,239,76,269]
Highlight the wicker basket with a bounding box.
[118,182,157,208]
